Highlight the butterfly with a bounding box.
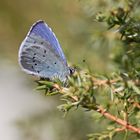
[18,20,74,82]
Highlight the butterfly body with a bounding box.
[19,20,71,82]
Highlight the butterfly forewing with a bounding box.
[29,20,67,65]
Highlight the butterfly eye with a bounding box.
[69,67,75,75]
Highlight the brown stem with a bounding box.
[115,127,126,132]
[92,77,140,87]
[92,77,121,86]
[53,84,140,134]
[96,106,140,134]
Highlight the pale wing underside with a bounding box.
[19,33,70,81]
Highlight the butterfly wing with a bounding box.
[29,20,67,65]
[19,21,70,81]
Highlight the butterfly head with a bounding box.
[68,67,75,75]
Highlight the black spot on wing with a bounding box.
[20,59,36,72]
[21,52,27,55]
[44,50,46,53]
[26,48,32,51]
[34,46,40,49]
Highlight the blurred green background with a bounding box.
[0,0,118,140]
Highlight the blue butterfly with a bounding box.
[18,20,74,82]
